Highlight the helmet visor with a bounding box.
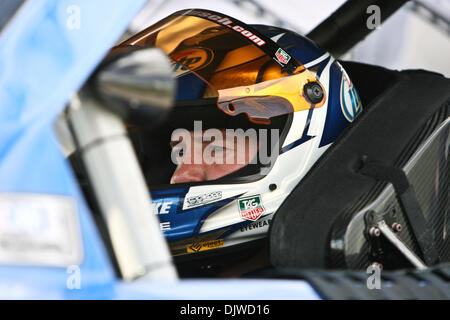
[117,9,326,124]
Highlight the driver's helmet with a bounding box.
[116,9,362,263]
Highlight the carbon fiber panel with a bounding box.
[330,110,449,269]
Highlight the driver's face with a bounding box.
[170,130,258,184]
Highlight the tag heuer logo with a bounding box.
[238,195,265,221]
[275,48,291,65]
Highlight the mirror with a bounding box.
[91,47,176,127]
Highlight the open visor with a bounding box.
[117,9,326,124]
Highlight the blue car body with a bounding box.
[0,0,320,299]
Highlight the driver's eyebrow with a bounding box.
[170,138,208,150]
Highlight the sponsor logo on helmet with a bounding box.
[185,191,223,209]
[240,218,272,232]
[171,48,214,76]
[186,239,224,253]
[188,10,266,47]
[340,70,362,122]
[274,48,291,66]
[238,195,265,221]
[151,200,174,214]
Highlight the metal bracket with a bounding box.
[377,220,427,270]
[359,160,440,265]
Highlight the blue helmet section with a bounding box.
[319,62,361,147]
[151,188,243,242]
[174,69,208,100]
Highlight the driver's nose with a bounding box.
[170,163,207,184]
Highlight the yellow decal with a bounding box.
[186,239,224,253]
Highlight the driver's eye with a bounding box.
[204,144,227,157]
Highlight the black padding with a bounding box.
[269,61,450,269]
[358,161,410,194]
